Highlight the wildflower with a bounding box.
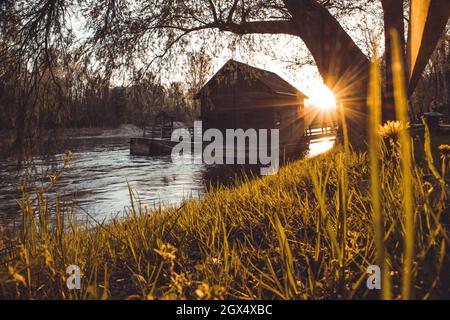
[195,283,225,300]
[438,144,450,159]
[379,120,410,144]
[210,257,222,265]
[154,243,177,261]
[195,283,209,299]
[171,272,191,296]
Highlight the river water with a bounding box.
[0,135,334,225]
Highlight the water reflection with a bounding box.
[307,137,335,158]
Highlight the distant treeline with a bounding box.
[410,29,450,120]
[0,66,197,131]
[0,46,203,158]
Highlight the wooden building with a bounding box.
[195,59,308,146]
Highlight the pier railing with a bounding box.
[304,122,338,139]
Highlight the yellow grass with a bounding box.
[390,30,415,300]
[0,135,448,299]
[0,42,448,299]
[368,49,392,300]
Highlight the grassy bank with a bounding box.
[1,44,449,299]
[0,140,448,299]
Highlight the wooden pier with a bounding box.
[130,137,178,156]
[304,123,339,140]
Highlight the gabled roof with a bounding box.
[195,59,308,99]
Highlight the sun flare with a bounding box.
[306,84,337,111]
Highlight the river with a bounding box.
[0,134,335,225]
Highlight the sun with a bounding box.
[306,84,336,111]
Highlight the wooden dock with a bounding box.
[304,124,338,140]
[130,124,341,157]
[130,137,178,156]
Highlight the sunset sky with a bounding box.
[69,2,385,102]
[171,3,385,98]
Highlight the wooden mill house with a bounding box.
[195,59,308,148]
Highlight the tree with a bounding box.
[2,0,449,147]
[83,0,375,142]
[186,52,213,118]
[0,0,74,159]
[128,72,166,133]
[410,23,450,120]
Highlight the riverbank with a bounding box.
[0,140,448,299]
[0,135,206,224]
[0,125,144,157]
[63,124,144,139]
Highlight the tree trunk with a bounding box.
[445,33,450,123]
[283,0,371,146]
[381,0,406,122]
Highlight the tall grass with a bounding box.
[390,30,415,300]
[0,137,448,299]
[368,49,392,300]
[0,44,448,299]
